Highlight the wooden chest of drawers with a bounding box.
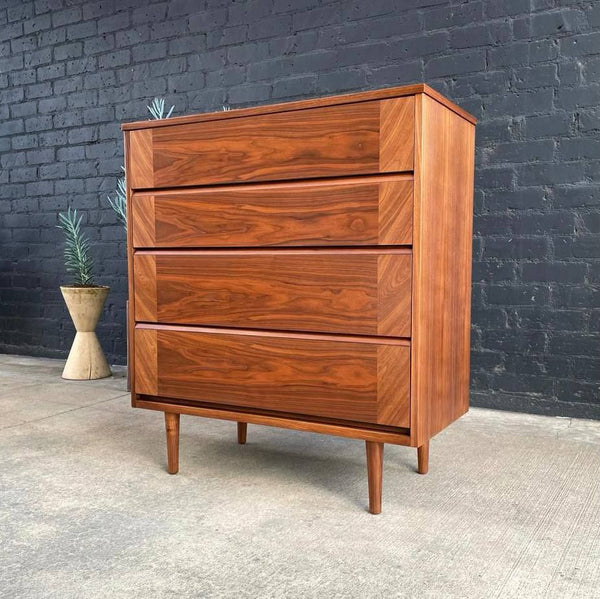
[123,84,476,514]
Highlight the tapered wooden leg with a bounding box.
[237,422,247,445]
[365,441,384,515]
[165,412,180,474]
[417,440,429,475]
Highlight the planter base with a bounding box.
[62,331,111,380]
[60,285,112,381]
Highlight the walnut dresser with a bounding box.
[122,84,476,514]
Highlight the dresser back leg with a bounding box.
[165,412,180,474]
[365,441,384,514]
[237,422,247,445]
[417,441,429,475]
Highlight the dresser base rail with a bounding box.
[135,396,411,445]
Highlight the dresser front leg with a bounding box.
[417,441,429,475]
[165,412,180,474]
[365,441,384,514]
[237,422,247,445]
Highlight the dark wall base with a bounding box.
[472,391,600,421]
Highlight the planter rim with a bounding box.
[60,285,110,290]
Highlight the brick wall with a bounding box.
[0,0,598,417]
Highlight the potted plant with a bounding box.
[57,208,111,380]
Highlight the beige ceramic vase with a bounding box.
[60,286,112,380]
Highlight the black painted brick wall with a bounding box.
[0,0,599,418]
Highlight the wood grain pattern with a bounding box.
[134,327,157,395]
[134,398,411,445]
[129,100,415,189]
[378,179,413,245]
[131,194,155,246]
[410,93,475,445]
[133,253,157,322]
[129,129,153,189]
[133,250,412,337]
[131,175,413,248]
[379,97,415,172]
[377,254,412,337]
[122,83,476,131]
[377,344,410,427]
[133,325,411,427]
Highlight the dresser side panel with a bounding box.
[124,131,138,401]
[411,94,475,444]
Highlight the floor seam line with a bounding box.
[0,392,130,431]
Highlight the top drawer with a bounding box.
[128,98,415,189]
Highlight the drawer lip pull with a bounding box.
[131,171,414,194]
[135,322,411,347]
[134,247,412,255]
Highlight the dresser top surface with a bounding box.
[121,83,477,132]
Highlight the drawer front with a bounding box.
[134,250,412,337]
[132,176,413,248]
[135,326,410,428]
[128,98,414,189]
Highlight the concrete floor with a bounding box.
[0,354,599,599]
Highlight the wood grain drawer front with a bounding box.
[132,176,413,248]
[128,97,414,189]
[135,326,410,428]
[134,250,412,337]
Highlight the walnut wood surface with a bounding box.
[128,99,415,189]
[237,422,247,445]
[164,412,180,474]
[380,98,415,172]
[134,325,410,428]
[134,320,157,396]
[366,441,383,514]
[410,94,475,445]
[129,130,153,190]
[417,441,429,475]
[133,250,412,337]
[131,175,413,248]
[133,250,156,323]
[122,83,476,130]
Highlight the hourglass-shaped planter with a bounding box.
[61,286,112,380]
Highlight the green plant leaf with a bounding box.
[57,208,95,286]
